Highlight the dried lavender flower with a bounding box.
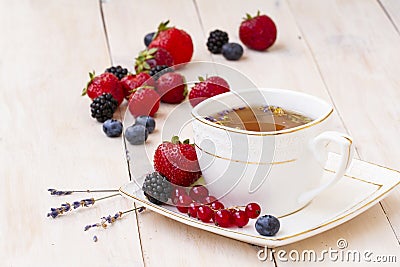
[47,193,120,218]
[83,206,146,231]
[48,189,73,196]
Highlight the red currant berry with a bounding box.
[245,203,261,219]
[176,194,192,213]
[171,187,187,205]
[202,195,217,205]
[188,202,201,218]
[228,208,238,224]
[214,209,233,228]
[197,205,214,223]
[210,201,224,211]
[232,210,249,228]
[189,185,209,202]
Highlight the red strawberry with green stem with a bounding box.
[128,86,160,117]
[156,72,187,104]
[189,76,230,107]
[82,72,124,105]
[239,11,277,51]
[121,73,155,99]
[154,136,202,187]
[149,21,194,65]
[135,47,174,73]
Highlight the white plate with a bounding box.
[119,153,400,247]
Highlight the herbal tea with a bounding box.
[205,106,313,132]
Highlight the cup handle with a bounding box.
[298,131,354,205]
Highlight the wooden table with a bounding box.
[1,0,399,266]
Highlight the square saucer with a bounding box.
[120,153,400,247]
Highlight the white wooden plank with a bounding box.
[197,0,400,266]
[380,0,400,34]
[283,0,400,265]
[102,0,273,266]
[0,0,143,266]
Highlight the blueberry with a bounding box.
[255,215,280,236]
[125,124,148,145]
[222,42,243,61]
[144,32,155,47]
[135,115,156,133]
[102,119,123,137]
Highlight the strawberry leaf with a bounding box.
[171,135,180,144]
[147,47,158,55]
[158,20,170,31]
[182,76,188,97]
[89,71,95,80]
[143,62,151,69]
[82,71,96,96]
[182,139,190,144]
[245,13,252,20]
[153,20,172,40]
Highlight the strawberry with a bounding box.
[154,136,201,187]
[135,47,174,73]
[239,11,277,51]
[121,73,155,99]
[82,72,124,105]
[149,21,193,65]
[206,76,230,89]
[189,76,230,107]
[128,86,160,117]
[156,72,187,104]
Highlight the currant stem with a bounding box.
[228,205,246,210]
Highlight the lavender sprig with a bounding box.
[47,193,120,218]
[47,188,118,196]
[84,206,146,231]
[48,189,73,196]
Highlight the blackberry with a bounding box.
[206,29,229,54]
[148,65,173,81]
[90,93,118,123]
[105,65,128,80]
[142,172,173,205]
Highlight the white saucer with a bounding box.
[119,153,399,247]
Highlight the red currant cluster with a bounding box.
[171,185,261,228]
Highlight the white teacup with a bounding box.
[191,88,354,217]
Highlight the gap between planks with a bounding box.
[98,0,146,265]
[99,0,113,65]
[377,0,400,36]
[285,0,399,245]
